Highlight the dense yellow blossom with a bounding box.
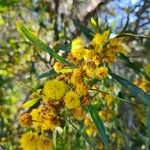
[67,52,80,65]
[84,118,96,137]
[72,107,85,121]
[19,132,53,150]
[83,61,96,78]
[98,109,113,122]
[75,82,88,96]
[85,68,95,78]
[64,91,80,109]
[19,131,39,150]
[71,68,84,85]
[30,109,43,130]
[40,105,60,130]
[84,49,96,61]
[134,78,150,92]
[91,31,109,52]
[71,38,85,60]
[31,107,60,131]
[38,136,53,150]
[19,113,32,127]
[86,126,95,137]
[43,79,66,100]
[104,94,113,107]
[84,118,93,126]
[53,62,64,73]
[95,67,108,79]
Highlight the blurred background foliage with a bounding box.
[0,0,150,149]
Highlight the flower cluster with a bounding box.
[18,31,126,149]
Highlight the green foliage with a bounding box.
[18,25,73,67]
[87,104,109,150]
[109,71,150,105]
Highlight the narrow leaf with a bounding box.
[22,97,41,108]
[118,54,150,81]
[57,68,73,74]
[87,104,109,150]
[65,117,95,149]
[18,25,74,67]
[38,69,56,79]
[120,15,129,33]
[90,17,97,27]
[109,71,150,105]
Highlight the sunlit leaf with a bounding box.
[18,25,74,67]
[22,97,41,108]
[57,68,73,73]
[98,18,102,27]
[90,17,97,27]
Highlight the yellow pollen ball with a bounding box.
[38,136,53,150]
[19,131,39,150]
[53,62,64,73]
[43,79,66,100]
[95,67,108,79]
[19,113,32,127]
[71,38,85,60]
[75,82,88,96]
[64,91,80,109]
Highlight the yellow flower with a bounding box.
[71,38,85,60]
[104,94,113,107]
[38,136,53,150]
[95,67,108,79]
[75,82,88,96]
[134,78,150,92]
[84,118,93,126]
[19,113,32,127]
[71,68,84,85]
[31,107,60,131]
[30,109,43,130]
[53,62,64,73]
[84,49,96,61]
[19,131,39,150]
[86,126,95,137]
[64,91,80,109]
[19,132,53,150]
[72,107,85,121]
[98,109,113,122]
[85,68,95,78]
[40,106,60,130]
[92,31,109,52]
[43,79,66,100]
[67,52,80,65]
[93,54,102,66]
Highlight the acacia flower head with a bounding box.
[64,91,80,109]
[95,67,108,79]
[43,79,66,100]
[71,37,85,60]
[19,131,39,150]
[19,113,32,127]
